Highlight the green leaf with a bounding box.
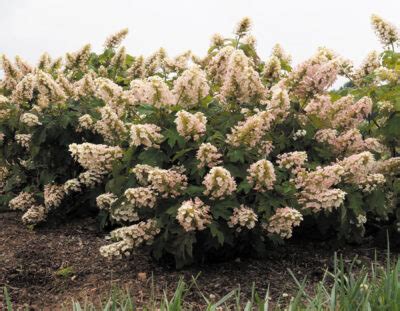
[185,185,204,196]
[227,149,245,163]
[209,222,224,245]
[237,180,252,194]
[171,147,193,162]
[212,199,237,220]
[138,149,167,166]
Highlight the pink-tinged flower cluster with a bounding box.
[206,46,235,84]
[100,219,160,259]
[129,123,163,149]
[375,157,400,176]
[267,86,290,122]
[145,76,175,109]
[295,164,346,212]
[148,167,188,198]
[220,49,266,103]
[247,159,276,192]
[175,110,207,141]
[228,205,258,232]
[124,187,157,208]
[203,166,237,199]
[196,143,223,169]
[173,65,210,108]
[305,95,372,130]
[69,143,123,174]
[351,51,380,86]
[331,95,372,129]
[94,106,127,143]
[276,151,308,174]
[176,197,212,232]
[131,164,154,185]
[266,207,303,239]
[315,128,385,156]
[287,48,340,99]
[226,110,274,150]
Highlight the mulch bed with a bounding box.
[0,211,395,310]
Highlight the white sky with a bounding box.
[0,0,399,68]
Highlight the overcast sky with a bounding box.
[0,0,399,68]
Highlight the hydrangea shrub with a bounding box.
[0,16,399,267]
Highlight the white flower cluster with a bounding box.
[15,133,31,149]
[0,166,8,193]
[124,187,156,208]
[228,205,258,232]
[203,166,237,199]
[69,143,123,174]
[78,170,104,188]
[94,106,127,143]
[20,113,41,127]
[104,28,129,49]
[96,193,118,210]
[76,114,94,132]
[226,110,274,150]
[9,191,36,211]
[131,164,154,185]
[21,205,47,225]
[173,65,210,108]
[148,167,188,198]
[357,173,386,193]
[100,219,160,259]
[44,184,65,209]
[63,178,81,194]
[196,143,223,169]
[268,86,290,122]
[266,207,303,239]
[371,14,399,47]
[176,197,212,232]
[276,152,308,174]
[295,164,346,212]
[174,110,207,141]
[293,130,307,141]
[145,76,175,109]
[129,124,163,149]
[220,49,266,103]
[247,159,276,192]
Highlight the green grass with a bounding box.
[3,250,400,310]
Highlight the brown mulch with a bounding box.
[0,211,394,310]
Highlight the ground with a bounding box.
[0,211,393,310]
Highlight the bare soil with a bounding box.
[0,211,394,310]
